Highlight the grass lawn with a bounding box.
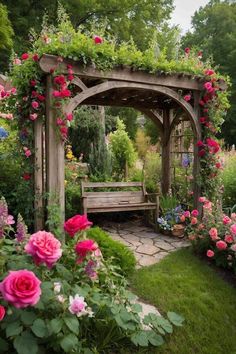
[129,248,236,354]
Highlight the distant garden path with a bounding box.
[100,219,189,268]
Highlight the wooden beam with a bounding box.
[39,54,205,91]
[45,75,65,241]
[34,118,44,230]
[193,91,202,209]
[161,109,171,195]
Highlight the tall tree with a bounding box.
[2,0,174,53]
[0,3,14,72]
[182,0,236,145]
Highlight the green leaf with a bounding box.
[64,317,80,335]
[31,319,48,338]
[6,321,23,337]
[147,330,164,346]
[60,333,78,352]
[167,312,185,327]
[49,318,63,334]
[130,303,142,313]
[130,331,149,347]
[21,311,37,325]
[0,338,9,352]
[13,330,38,354]
[56,264,73,280]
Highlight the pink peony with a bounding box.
[64,215,93,237]
[21,53,29,60]
[0,270,41,308]
[94,35,103,44]
[209,227,218,241]
[191,209,199,217]
[207,250,214,258]
[223,215,231,225]
[31,101,39,109]
[225,234,234,243]
[69,294,88,316]
[75,239,98,263]
[216,240,227,250]
[230,224,236,235]
[184,211,190,218]
[25,231,62,268]
[184,94,191,102]
[0,305,6,321]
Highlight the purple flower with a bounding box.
[16,214,27,242]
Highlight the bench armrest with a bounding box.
[145,192,159,197]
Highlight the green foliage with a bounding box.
[107,107,139,140]
[182,0,236,145]
[222,152,236,207]
[144,119,160,145]
[0,3,13,72]
[86,227,136,276]
[135,129,151,160]
[159,195,178,214]
[130,248,236,354]
[110,119,137,179]
[143,151,161,193]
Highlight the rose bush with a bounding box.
[187,197,236,272]
[0,197,184,354]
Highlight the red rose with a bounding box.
[32,54,39,62]
[60,89,71,98]
[30,80,37,87]
[23,173,31,181]
[64,215,93,237]
[75,239,98,263]
[185,47,190,54]
[37,94,45,101]
[0,305,5,321]
[54,75,66,86]
[21,53,29,60]
[94,35,103,44]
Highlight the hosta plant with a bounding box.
[0,197,184,354]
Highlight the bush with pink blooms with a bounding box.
[0,197,183,354]
[187,197,236,272]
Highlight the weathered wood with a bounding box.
[82,181,143,188]
[34,118,44,230]
[45,75,65,239]
[161,109,171,195]
[193,91,202,209]
[39,55,205,91]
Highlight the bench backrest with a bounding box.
[81,182,146,207]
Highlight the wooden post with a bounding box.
[161,109,171,195]
[193,92,201,209]
[34,118,44,230]
[45,75,65,240]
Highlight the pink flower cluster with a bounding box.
[0,197,15,238]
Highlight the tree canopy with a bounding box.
[182,0,236,145]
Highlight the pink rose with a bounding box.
[231,244,236,252]
[191,209,199,217]
[13,58,21,65]
[0,270,41,308]
[225,234,234,243]
[24,149,31,158]
[66,113,73,121]
[31,101,39,109]
[223,215,231,225]
[75,239,99,263]
[184,94,191,102]
[204,82,214,93]
[25,231,62,268]
[209,227,218,241]
[191,217,198,225]
[0,305,6,321]
[199,197,206,203]
[69,294,88,316]
[94,35,103,44]
[64,215,93,237]
[216,240,227,250]
[204,69,215,76]
[230,224,236,235]
[21,53,29,60]
[53,90,61,98]
[207,250,214,258]
[184,211,190,218]
[30,113,38,121]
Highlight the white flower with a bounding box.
[57,295,65,303]
[54,282,61,294]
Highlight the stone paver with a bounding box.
[99,219,189,268]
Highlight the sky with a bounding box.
[169,0,210,33]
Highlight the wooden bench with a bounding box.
[81,181,159,230]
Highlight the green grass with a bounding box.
[129,248,236,354]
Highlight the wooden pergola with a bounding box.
[34,54,206,230]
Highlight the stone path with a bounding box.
[100,219,189,268]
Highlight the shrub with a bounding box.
[86,227,136,276]
[0,198,183,353]
[143,151,161,192]
[187,197,236,273]
[222,152,236,207]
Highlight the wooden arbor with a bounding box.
[35,54,204,230]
